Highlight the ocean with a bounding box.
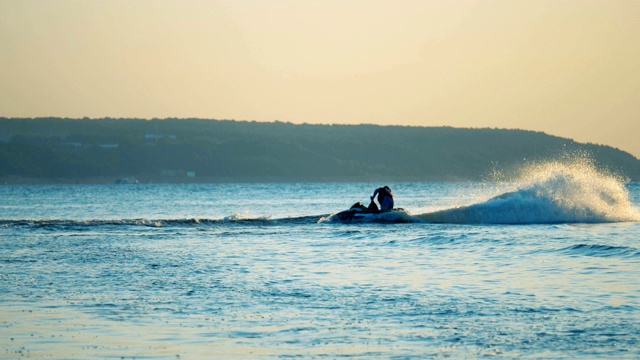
[2,161,640,359]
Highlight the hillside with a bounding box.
[1,117,639,183]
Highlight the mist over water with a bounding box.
[419,158,640,224]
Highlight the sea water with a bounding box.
[1,162,640,358]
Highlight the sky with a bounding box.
[1,0,639,157]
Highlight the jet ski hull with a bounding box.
[331,208,411,222]
[333,209,386,221]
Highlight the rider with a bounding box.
[372,186,394,211]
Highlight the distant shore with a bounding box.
[2,118,640,182]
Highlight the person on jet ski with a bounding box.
[371,186,394,211]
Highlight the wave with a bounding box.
[418,158,640,224]
[0,211,424,229]
[0,215,327,230]
[559,244,640,258]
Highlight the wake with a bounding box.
[418,158,640,224]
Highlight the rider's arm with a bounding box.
[371,188,380,199]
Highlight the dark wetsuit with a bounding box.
[372,186,394,211]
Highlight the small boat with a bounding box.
[115,177,139,184]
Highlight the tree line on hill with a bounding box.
[1,117,639,183]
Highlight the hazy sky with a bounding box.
[2,0,639,157]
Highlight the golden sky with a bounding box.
[1,0,639,157]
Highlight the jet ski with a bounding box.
[331,201,408,222]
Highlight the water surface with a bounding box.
[2,167,639,358]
